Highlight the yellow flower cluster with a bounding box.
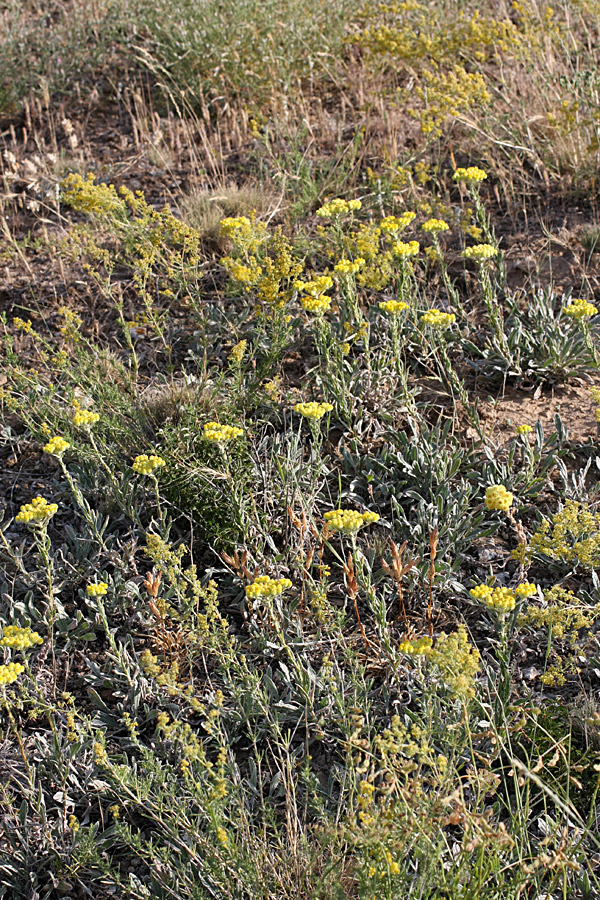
[73,409,100,428]
[301,294,332,315]
[13,317,34,333]
[295,275,334,296]
[140,647,162,676]
[222,257,263,287]
[392,240,420,258]
[43,436,70,456]
[471,582,536,610]
[87,583,108,597]
[220,215,253,238]
[453,166,487,183]
[515,424,532,435]
[220,215,268,254]
[245,575,293,599]
[524,500,600,570]
[0,626,43,650]
[430,626,481,699]
[229,339,247,364]
[355,8,522,68]
[0,662,25,685]
[316,198,362,218]
[202,422,244,443]
[62,172,123,215]
[16,496,58,524]
[484,484,513,511]
[398,635,433,656]
[293,402,333,420]
[463,243,497,262]
[515,582,537,598]
[334,258,365,275]
[132,454,166,474]
[470,584,515,613]
[421,218,449,234]
[563,298,598,319]
[380,212,416,234]
[379,300,409,315]
[420,309,455,327]
[324,509,380,533]
[414,65,491,137]
[518,585,599,644]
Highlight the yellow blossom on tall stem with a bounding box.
[0,626,43,650]
[43,436,70,457]
[202,423,244,443]
[324,509,379,534]
[245,575,292,599]
[73,409,100,428]
[132,454,166,474]
[15,496,58,525]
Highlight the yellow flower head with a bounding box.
[301,294,332,315]
[470,583,516,614]
[293,402,333,420]
[463,243,497,263]
[514,582,537,599]
[0,626,43,650]
[334,258,365,275]
[132,454,166,474]
[13,317,34,333]
[16,496,58,524]
[515,424,533,435]
[294,275,334,297]
[422,218,449,234]
[392,240,420,258]
[43,436,70,456]
[202,422,244,443]
[453,167,487,184]
[246,575,293,599]
[487,587,516,613]
[380,212,416,235]
[324,509,380,533]
[379,300,409,315]
[469,584,493,602]
[87,582,108,597]
[220,215,252,237]
[228,339,247,364]
[316,198,361,218]
[485,484,513,511]
[73,409,100,428]
[0,662,25,685]
[563,298,598,320]
[399,635,433,656]
[420,309,456,328]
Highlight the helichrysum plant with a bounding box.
[293,401,333,420]
[43,436,71,456]
[15,496,58,524]
[132,454,166,474]
[563,297,598,319]
[202,423,244,443]
[462,243,497,262]
[420,309,456,328]
[0,662,25,685]
[0,626,43,650]
[453,166,487,184]
[245,575,293,599]
[324,509,380,533]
